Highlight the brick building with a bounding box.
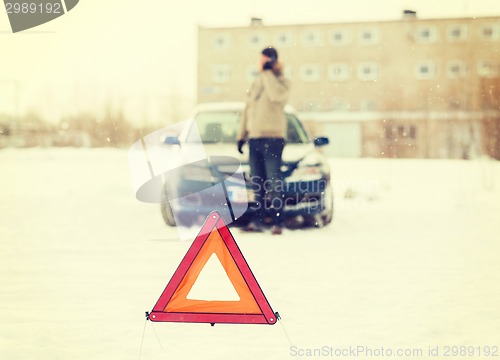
[197,14,500,158]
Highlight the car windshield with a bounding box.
[185,110,310,144]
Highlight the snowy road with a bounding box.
[1,148,499,360]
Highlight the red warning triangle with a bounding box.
[148,211,278,325]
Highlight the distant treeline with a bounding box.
[0,111,163,149]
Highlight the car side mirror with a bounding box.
[164,136,181,146]
[314,137,329,147]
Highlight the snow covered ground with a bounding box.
[1,148,499,360]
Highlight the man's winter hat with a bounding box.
[262,46,278,62]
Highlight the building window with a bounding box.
[330,29,351,46]
[300,64,320,82]
[302,100,322,111]
[328,63,350,81]
[447,61,467,79]
[447,25,468,42]
[449,99,463,110]
[213,33,230,49]
[248,32,266,47]
[480,24,500,40]
[357,62,379,81]
[415,61,436,80]
[246,66,259,83]
[360,99,377,111]
[359,28,379,45]
[477,60,499,77]
[213,34,230,49]
[417,26,438,43]
[332,99,350,111]
[274,32,292,47]
[301,30,322,46]
[385,125,394,140]
[386,124,416,140]
[398,125,417,139]
[211,64,231,83]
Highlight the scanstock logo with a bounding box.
[4,0,79,33]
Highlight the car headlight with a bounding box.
[287,153,325,182]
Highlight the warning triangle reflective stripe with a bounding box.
[149,211,278,325]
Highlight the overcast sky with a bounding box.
[1,0,500,125]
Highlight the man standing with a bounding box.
[237,46,290,235]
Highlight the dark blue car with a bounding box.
[160,102,333,229]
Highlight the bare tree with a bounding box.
[480,78,500,160]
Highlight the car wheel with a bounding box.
[160,185,176,227]
[302,182,333,228]
[321,182,334,225]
